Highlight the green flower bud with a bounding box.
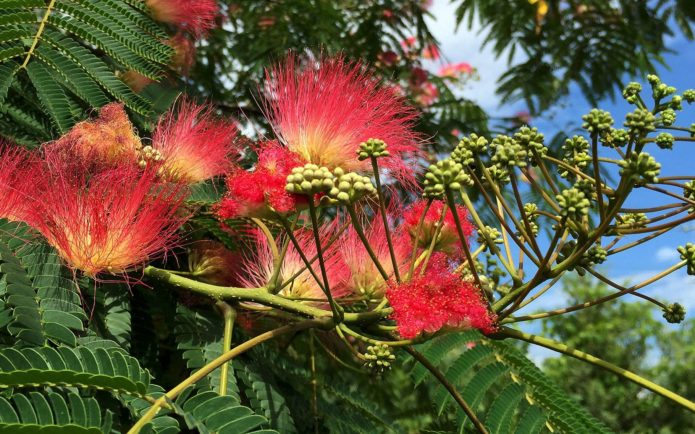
[620,212,648,229]
[491,135,527,168]
[619,152,660,185]
[513,126,546,156]
[655,132,674,150]
[523,202,538,217]
[285,164,335,195]
[624,108,656,136]
[560,135,591,177]
[658,108,676,127]
[669,95,683,111]
[653,82,676,100]
[580,245,607,267]
[662,303,686,324]
[683,89,695,103]
[364,344,396,374]
[647,74,660,86]
[477,226,502,250]
[574,178,596,200]
[678,243,695,275]
[600,128,630,148]
[684,180,695,202]
[556,188,590,219]
[324,168,375,204]
[622,82,642,104]
[582,109,614,134]
[357,138,390,161]
[423,158,472,198]
[486,165,510,185]
[452,134,488,163]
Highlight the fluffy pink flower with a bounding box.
[261,55,423,188]
[438,62,473,78]
[0,144,39,223]
[216,143,307,219]
[414,82,439,106]
[152,98,238,184]
[239,227,349,303]
[33,154,188,278]
[402,200,474,255]
[386,255,495,339]
[146,0,218,38]
[422,43,441,60]
[339,220,411,298]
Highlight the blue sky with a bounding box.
[425,1,695,360]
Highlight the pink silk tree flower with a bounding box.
[33,154,188,278]
[151,98,238,184]
[216,143,307,219]
[386,254,495,339]
[0,144,40,224]
[239,227,349,303]
[146,0,219,38]
[402,199,474,256]
[261,54,423,188]
[339,220,411,299]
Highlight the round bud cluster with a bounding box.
[622,82,642,104]
[556,188,590,220]
[669,95,683,111]
[477,226,502,250]
[683,89,695,103]
[326,168,375,204]
[520,203,539,237]
[491,135,527,168]
[662,303,686,324]
[560,136,590,178]
[363,344,396,374]
[658,108,676,127]
[580,245,607,267]
[650,79,676,100]
[357,138,390,161]
[655,132,674,150]
[423,159,472,198]
[513,126,546,156]
[486,165,510,185]
[624,108,656,136]
[581,109,614,134]
[684,180,695,205]
[618,152,660,185]
[285,164,335,195]
[620,212,648,229]
[452,134,488,165]
[573,179,596,200]
[137,145,164,169]
[600,128,630,148]
[678,243,695,275]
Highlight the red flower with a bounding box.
[0,144,39,223]
[422,43,441,60]
[261,54,423,188]
[386,255,495,339]
[146,0,218,38]
[438,62,473,78]
[402,200,474,255]
[54,103,142,166]
[34,155,188,278]
[414,81,439,106]
[216,143,307,219]
[167,33,197,76]
[152,98,238,184]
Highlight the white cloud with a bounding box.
[425,0,526,114]
[655,246,679,263]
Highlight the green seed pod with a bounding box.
[357,138,390,161]
[662,303,686,324]
[618,152,660,185]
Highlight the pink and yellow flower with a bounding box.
[261,54,423,187]
[438,62,473,79]
[402,199,474,255]
[146,0,218,38]
[0,144,39,223]
[151,98,238,184]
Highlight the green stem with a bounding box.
[499,327,695,413]
[404,347,490,434]
[128,319,328,433]
[444,188,483,290]
[215,301,236,396]
[143,266,390,323]
[371,157,401,282]
[307,200,343,321]
[407,198,433,280]
[277,215,327,294]
[346,205,391,282]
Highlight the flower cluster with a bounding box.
[386,255,495,339]
[403,200,474,255]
